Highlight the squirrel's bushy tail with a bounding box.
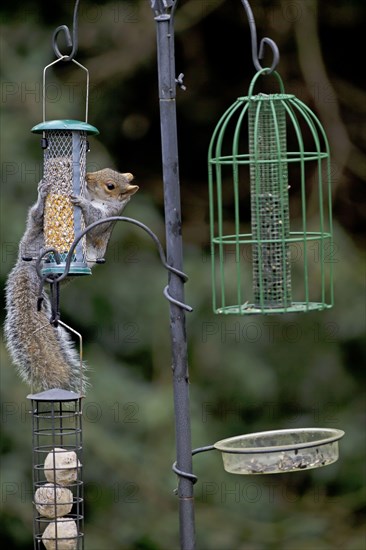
[4,262,88,394]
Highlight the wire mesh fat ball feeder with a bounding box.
[31,57,99,276]
[27,389,84,550]
[208,69,334,315]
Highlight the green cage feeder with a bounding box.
[208,69,334,315]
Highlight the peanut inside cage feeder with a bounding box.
[208,69,334,315]
[32,58,99,276]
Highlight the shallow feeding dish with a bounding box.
[214,428,344,475]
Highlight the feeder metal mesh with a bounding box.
[43,130,88,272]
[249,98,291,308]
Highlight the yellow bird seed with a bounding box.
[43,157,75,252]
[44,194,75,252]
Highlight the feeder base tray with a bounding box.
[216,302,332,315]
[42,262,92,277]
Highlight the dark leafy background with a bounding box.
[1,1,365,549]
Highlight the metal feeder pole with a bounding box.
[151,2,195,549]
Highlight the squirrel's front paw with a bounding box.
[38,179,52,197]
[70,195,84,206]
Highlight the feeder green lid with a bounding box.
[31,119,99,135]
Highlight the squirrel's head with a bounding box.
[86,169,139,203]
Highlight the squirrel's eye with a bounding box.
[106,183,115,190]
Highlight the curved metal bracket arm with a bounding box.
[172,445,216,486]
[192,445,216,456]
[241,0,280,73]
[35,216,193,312]
[52,0,80,61]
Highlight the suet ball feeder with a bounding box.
[27,388,84,550]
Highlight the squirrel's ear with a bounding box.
[122,172,134,182]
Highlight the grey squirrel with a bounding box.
[4,169,138,393]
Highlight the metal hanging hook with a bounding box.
[52,0,80,61]
[151,0,177,16]
[241,0,280,73]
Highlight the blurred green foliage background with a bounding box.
[1,1,365,549]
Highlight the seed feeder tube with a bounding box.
[31,57,99,276]
[27,388,84,549]
[214,428,344,475]
[208,69,334,314]
[249,97,291,308]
